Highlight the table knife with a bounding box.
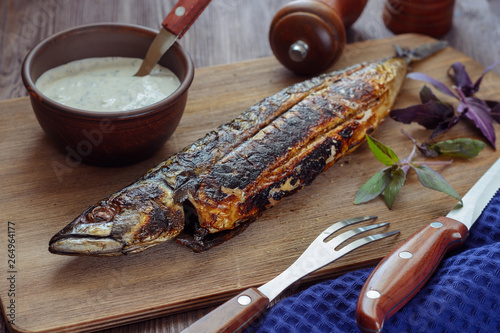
[356,157,500,333]
[135,0,211,76]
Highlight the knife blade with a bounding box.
[355,157,500,333]
[134,0,211,76]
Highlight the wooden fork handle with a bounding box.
[162,0,212,38]
[181,287,269,333]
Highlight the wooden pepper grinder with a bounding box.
[269,0,368,75]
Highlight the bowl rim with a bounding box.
[21,22,195,120]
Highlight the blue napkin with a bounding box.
[245,190,500,333]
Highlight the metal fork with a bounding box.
[181,216,399,333]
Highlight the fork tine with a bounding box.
[328,222,390,249]
[335,230,400,257]
[258,219,399,303]
[321,215,378,241]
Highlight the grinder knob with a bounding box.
[269,0,367,75]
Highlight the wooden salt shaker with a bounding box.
[383,0,456,37]
[269,0,368,75]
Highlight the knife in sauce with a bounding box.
[356,157,500,333]
[135,0,211,76]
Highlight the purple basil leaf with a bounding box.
[390,103,444,128]
[448,62,473,96]
[472,59,500,93]
[419,85,440,103]
[486,100,499,109]
[407,72,458,99]
[390,99,456,131]
[491,102,500,123]
[461,97,496,148]
[429,115,461,139]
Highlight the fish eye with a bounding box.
[88,206,116,223]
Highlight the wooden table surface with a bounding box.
[1,0,499,332]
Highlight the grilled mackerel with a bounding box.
[49,43,446,256]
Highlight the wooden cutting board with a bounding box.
[1,34,499,333]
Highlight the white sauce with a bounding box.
[35,57,181,112]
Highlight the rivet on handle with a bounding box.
[430,221,444,228]
[366,290,381,299]
[175,6,186,16]
[398,251,413,259]
[237,295,252,306]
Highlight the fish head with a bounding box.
[49,179,185,256]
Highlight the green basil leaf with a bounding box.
[382,168,406,209]
[366,135,400,166]
[430,138,486,159]
[354,168,391,205]
[412,164,462,202]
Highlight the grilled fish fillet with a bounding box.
[49,43,446,256]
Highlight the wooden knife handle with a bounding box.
[162,0,212,38]
[181,287,270,333]
[356,216,469,333]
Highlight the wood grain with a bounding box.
[1,0,500,101]
[1,34,499,333]
[2,1,500,332]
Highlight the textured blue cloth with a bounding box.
[245,190,500,333]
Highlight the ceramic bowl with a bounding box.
[22,23,194,166]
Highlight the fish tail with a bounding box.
[394,41,448,63]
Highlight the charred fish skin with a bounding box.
[49,43,447,256]
[144,63,366,186]
[186,58,407,236]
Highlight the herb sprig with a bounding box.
[390,61,500,148]
[354,135,462,209]
[355,61,497,209]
